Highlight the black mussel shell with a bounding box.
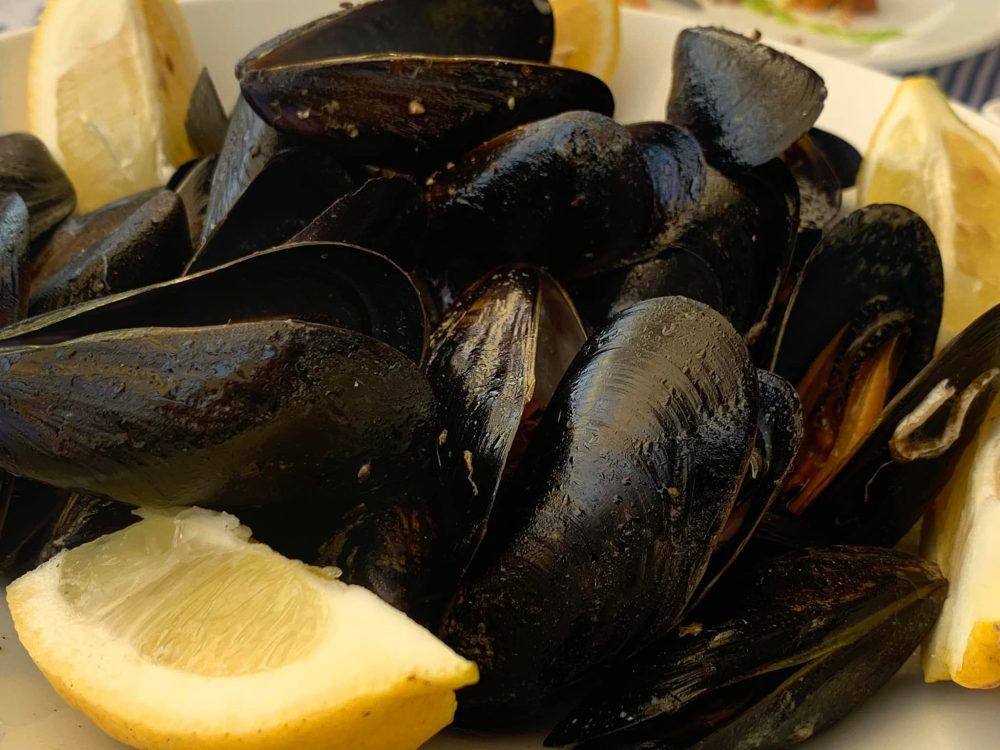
[423,111,653,292]
[771,204,944,398]
[428,265,587,572]
[668,159,799,343]
[0,320,436,510]
[241,57,614,171]
[569,249,723,330]
[29,190,193,315]
[1,242,427,365]
[200,97,294,246]
[808,128,861,189]
[0,479,68,573]
[30,189,159,286]
[687,369,802,610]
[0,192,30,326]
[626,123,706,248]
[291,176,425,268]
[781,131,841,234]
[309,481,445,626]
[0,134,76,242]
[187,149,353,272]
[547,547,946,750]
[444,297,758,716]
[668,27,826,170]
[185,69,228,157]
[804,303,1000,546]
[239,0,554,73]
[170,156,216,243]
[32,494,138,567]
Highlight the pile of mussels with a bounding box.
[2,1,1000,748]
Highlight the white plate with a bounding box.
[2,2,1000,749]
[640,0,1000,72]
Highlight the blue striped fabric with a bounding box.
[909,45,1000,109]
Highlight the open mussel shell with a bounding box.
[626,123,706,247]
[686,369,803,611]
[668,28,826,170]
[666,158,799,343]
[803,303,1000,547]
[423,111,653,293]
[188,148,353,272]
[29,189,193,315]
[290,176,425,268]
[200,97,294,245]
[241,57,614,171]
[427,265,587,572]
[0,133,76,242]
[238,0,554,73]
[547,547,947,750]
[444,296,758,716]
[771,204,943,398]
[0,319,435,510]
[0,192,30,326]
[0,241,427,364]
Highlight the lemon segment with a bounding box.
[6,508,478,750]
[857,77,1000,347]
[550,0,621,83]
[922,395,1000,688]
[27,0,199,212]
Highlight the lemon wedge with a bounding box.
[550,0,621,83]
[6,508,478,750]
[28,0,200,212]
[922,394,1000,689]
[857,77,1000,347]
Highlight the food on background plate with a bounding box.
[2,1,1000,749]
[7,508,478,750]
[28,0,200,212]
[710,0,877,16]
[787,0,876,15]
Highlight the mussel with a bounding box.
[667,27,827,169]
[444,296,760,715]
[0,243,431,508]
[547,547,947,750]
[237,0,614,170]
[422,110,655,299]
[427,265,587,572]
[0,133,76,242]
[29,189,193,314]
[766,205,947,542]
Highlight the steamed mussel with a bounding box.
[1,3,997,750]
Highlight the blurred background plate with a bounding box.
[638,0,1000,71]
[1,2,1000,749]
